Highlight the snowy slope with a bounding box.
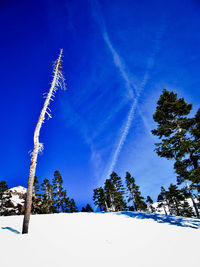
[0,212,199,267]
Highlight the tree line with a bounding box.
[0,170,78,216]
[93,171,147,212]
[93,89,200,218]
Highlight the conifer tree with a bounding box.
[68,198,78,213]
[0,180,13,215]
[110,172,126,211]
[61,195,71,213]
[157,186,170,215]
[146,196,156,213]
[166,184,184,216]
[41,178,55,213]
[93,172,126,212]
[85,204,93,212]
[93,187,108,211]
[152,89,199,217]
[180,200,194,217]
[103,172,126,211]
[31,176,43,214]
[104,178,116,211]
[125,172,147,211]
[53,170,64,213]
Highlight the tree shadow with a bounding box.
[117,212,200,229]
[1,227,20,234]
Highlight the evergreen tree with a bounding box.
[61,195,71,213]
[180,200,194,217]
[68,198,78,212]
[152,89,200,217]
[166,184,184,216]
[146,196,156,213]
[81,207,86,212]
[104,178,116,211]
[93,187,108,211]
[103,172,126,211]
[110,172,126,211]
[157,184,194,217]
[125,172,147,211]
[32,176,43,214]
[53,170,64,213]
[41,178,55,213]
[93,172,126,212]
[0,180,13,215]
[157,186,170,215]
[85,204,93,212]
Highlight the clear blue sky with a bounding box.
[0,0,200,209]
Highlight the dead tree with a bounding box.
[22,49,66,234]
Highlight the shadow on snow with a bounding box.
[116,212,200,229]
[1,227,20,234]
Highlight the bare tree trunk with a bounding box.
[104,200,109,212]
[190,195,199,218]
[22,50,65,234]
[186,181,200,218]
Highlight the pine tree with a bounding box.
[32,176,43,214]
[166,184,184,216]
[93,187,108,211]
[110,172,126,211]
[125,172,147,211]
[104,178,116,211]
[69,198,78,212]
[180,200,194,217]
[61,195,71,213]
[0,180,13,216]
[85,204,93,212]
[152,89,200,218]
[146,196,156,213]
[103,172,126,212]
[41,178,55,213]
[53,170,64,213]
[157,186,170,215]
[93,172,126,212]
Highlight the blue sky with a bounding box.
[0,0,200,209]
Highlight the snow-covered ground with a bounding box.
[0,212,199,267]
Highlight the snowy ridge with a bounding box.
[0,212,199,267]
[9,186,26,195]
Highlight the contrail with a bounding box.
[91,0,166,185]
[104,21,166,180]
[91,0,135,100]
[102,32,134,99]
[106,98,138,178]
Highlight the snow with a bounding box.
[0,212,199,267]
[8,186,26,207]
[9,186,26,195]
[10,194,24,207]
